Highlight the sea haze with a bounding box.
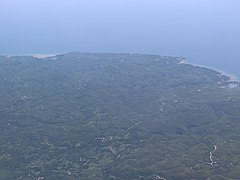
[0,0,239,77]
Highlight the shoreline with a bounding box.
[2,53,59,58]
[182,60,239,82]
[1,53,239,81]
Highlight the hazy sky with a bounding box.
[0,0,239,77]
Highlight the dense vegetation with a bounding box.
[0,53,240,180]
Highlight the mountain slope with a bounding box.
[0,53,240,180]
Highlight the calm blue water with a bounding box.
[0,0,239,78]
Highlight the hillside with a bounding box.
[0,53,240,180]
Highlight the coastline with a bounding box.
[1,53,239,82]
[182,60,239,82]
[2,53,58,59]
